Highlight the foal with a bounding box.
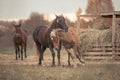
[13,23,27,60]
[50,27,85,66]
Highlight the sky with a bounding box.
[0,0,120,20]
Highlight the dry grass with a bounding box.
[0,62,120,80]
[0,51,120,80]
[79,25,120,53]
[0,47,120,80]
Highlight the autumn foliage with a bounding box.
[85,0,114,29]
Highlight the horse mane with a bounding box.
[50,15,64,29]
[50,28,63,40]
[50,18,57,29]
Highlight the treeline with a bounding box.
[0,12,74,47]
[0,0,118,47]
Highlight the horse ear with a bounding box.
[18,23,21,27]
[61,14,63,16]
[55,14,58,18]
[13,23,17,27]
[13,23,21,27]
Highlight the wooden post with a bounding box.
[77,16,81,45]
[112,12,116,57]
[77,16,80,35]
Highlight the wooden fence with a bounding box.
[83,43,120,61]
[77,11,120,62]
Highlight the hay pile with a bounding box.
[79,25,120,53]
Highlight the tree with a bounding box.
[86,0,114,15]
[22,12,49,35]
[85,0,114,29]
[76,7,82,17]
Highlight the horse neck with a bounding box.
[48,25,56,36]
[50,19,57,30]
[15,28,22,35]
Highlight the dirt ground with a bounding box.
[0,53,120,80]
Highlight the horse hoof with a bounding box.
[68,64,73,68]
[51,64,55,67]
[21,58,23,60]
[58,64,61,66]
[80,59,85,64]
[38,63,42,66]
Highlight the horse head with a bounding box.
[14,33,22,42]
[13,23,22,34]
[13,23,21,28]
[53,15,68,32]
[50,28,63,50]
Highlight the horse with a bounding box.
[50,27,85,66]
[33,15,68,66]
[13,23,28,60]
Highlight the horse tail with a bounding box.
[33,26,42,57]
[33,42,40,56]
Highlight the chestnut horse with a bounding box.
[33,15,68,66]
[13,23,27,60]
[50,27,85,66]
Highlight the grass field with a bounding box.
[0,47,120,80]
[0,63,120,80]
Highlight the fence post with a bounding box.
[112,12,116,58]
[77,16,80,35]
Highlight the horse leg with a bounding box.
[18,47,20,59]
[57,42,62,66]
[77,47,85,64]
[38,45,46,65]
[68,52,71,66]
[15,47,18,60]
[49,46,55,66]
[35,42,43,65]
[35,42,46,65]
[38,47,42,65]
[66,48,75,67]
[40,46,46,61]
[24,44,27,58]
[37,45,46,65]
[74,46,85,65]
[21,45,23,60]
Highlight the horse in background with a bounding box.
[33,15,68,66]
[13,23,28,60]
[50,27,85,66]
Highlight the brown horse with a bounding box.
[13,23,27,60]
[50,27,85,66]
[33,15,68,66]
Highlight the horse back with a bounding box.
[58,27,79,43]
[33,25,49,47]
[68,27,79,42]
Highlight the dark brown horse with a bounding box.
[13,23,27,60]
[50,27,85,66]
[33,15,68,66]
